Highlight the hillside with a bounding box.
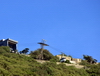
[0,46,100,76]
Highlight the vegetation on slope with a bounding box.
[30,49,59,62]
[0,46,100,76]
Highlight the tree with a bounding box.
[83,55,97,64]
[92,59,97,64]
[21,48,29,54]
[30,49,55,60]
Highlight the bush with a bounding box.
[65,60,71,64]
[50,56,59,62]
[79,60,90,66]
[0,46,10,54]
[86,64,100,76]
[30,49,55,60]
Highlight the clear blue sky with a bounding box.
[0,0,100,62]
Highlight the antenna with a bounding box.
[61,52,64,58]
[42,39,46,43]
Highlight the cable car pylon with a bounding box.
[38,39,49,60]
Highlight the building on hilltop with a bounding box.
[0,38,18,52]
[56,55,72,61]
[56,55,82,64]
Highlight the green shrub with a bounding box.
[65,60,71,64]
[0,46,10,54]
[86,64,100,76]
[79,60,90,66]
[30,49,55,60]
[50,56,59,62]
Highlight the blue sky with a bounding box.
[0,0,100,62]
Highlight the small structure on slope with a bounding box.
[0,38,18,53]
[56,55,82,64]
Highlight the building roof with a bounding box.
[0,38,18,44]
[7,38,18,43]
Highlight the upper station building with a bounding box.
[0,38,18,52]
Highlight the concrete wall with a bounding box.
[72,58,82,63]
[70,61,76,64]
